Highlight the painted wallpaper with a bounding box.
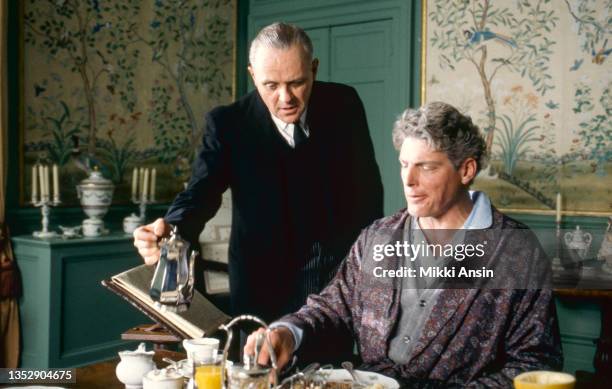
[22,0,236,205]
[424,0,611,214]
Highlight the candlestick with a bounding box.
[131,167,157,223]
[551,192,563,271]
[555,192,562,223]
[151,168,157,202]
[32,164,61,239]
[131,168,138,200]
[52,164,59,203]
[31,165,38,204]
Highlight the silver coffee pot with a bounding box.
[149,226,197,312]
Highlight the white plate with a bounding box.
[321,369,399,389]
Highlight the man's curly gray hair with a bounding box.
[249,22,313,65]
[392,102,488,175]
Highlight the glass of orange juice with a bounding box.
[192,350,223,389]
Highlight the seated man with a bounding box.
[244,102,563,387]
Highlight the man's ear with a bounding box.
[460,158,478,185]
[311,58,319,78]
[248,64,255,82]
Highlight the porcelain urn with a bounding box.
[76,168,114,236]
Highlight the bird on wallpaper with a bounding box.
[592,39,611,65]
[569,59,583,71]
[464,29,517,49]
[92,23,105,34]
[92,22,111,34]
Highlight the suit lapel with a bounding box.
[305,81,323,140]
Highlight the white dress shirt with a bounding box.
[270,110,310,148]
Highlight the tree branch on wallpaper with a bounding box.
[425,0,611,213]
[22,0,235,205]
[429,0,558,208]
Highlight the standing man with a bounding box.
[133,22,383,321]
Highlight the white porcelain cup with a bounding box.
[182,337,220,362]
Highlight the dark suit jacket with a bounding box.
[165,81,383,321]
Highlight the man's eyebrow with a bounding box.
[398,159,442,165]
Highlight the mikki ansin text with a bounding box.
[372,265,494,279]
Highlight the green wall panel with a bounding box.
[555,299,601,373]
[61,252,146,359]
[13,234,148,367]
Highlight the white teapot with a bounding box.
[116,343,156,389]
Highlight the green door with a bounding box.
[328,20,404,215]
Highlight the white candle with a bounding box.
[556,193,562,223]
[38,165,46,200]
[139,167,145,200]
[31,166,38,203]
[131,168,138,199]
[142,168,149,202]
[151,168,156,202]
[52,164,59,202]
[43,165,50,201]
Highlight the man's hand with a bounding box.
[244,327,295,371]
[133,218,170,265]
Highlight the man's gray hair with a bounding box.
[249,22,313,65]
[392,101,488,174]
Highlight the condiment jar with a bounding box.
[143,367,184,389]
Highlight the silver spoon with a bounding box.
[162,357,179,368]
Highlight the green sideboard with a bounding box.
[12,233,148,368]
